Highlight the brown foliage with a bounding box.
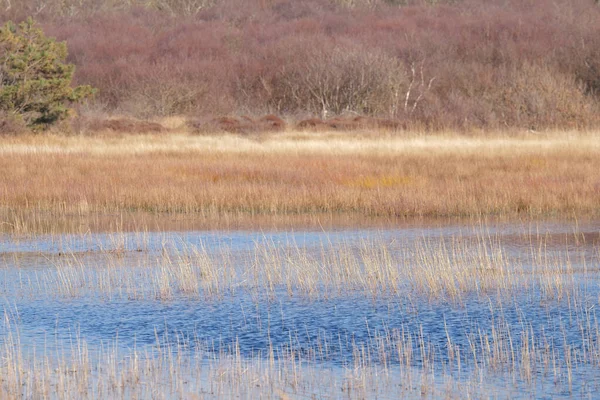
[0,113,28,135]
[259,114,286,131]
[297,118,330,130]
[78,118,166,134]
[190,114,286,134]
[297,116,400,131]
[211,117,245,133]
[5,0,600,130]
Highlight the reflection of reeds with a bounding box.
[1,133,599,235]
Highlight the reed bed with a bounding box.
[1,132,600,236]
[2,131,600,398]
[2,228,593,303]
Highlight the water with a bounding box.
[1,220,599,398]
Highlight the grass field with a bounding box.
[1,130,599,234]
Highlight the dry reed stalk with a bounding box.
[0,132,599,228]
[2,295,600,399]
[5,229,591,304]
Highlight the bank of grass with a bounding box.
[0,131,599,231]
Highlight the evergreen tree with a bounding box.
[0,17,94,128]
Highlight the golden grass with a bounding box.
[0,131,599,233]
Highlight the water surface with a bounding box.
[1,220,599,398]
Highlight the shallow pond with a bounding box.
[1,220,599,398]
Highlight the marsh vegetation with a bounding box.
[0,133,598,398]
[2,1,600,398]
[2,0,600,132]
[1,220,600,398]
[1,132,599,230]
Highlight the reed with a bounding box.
[2,223,599,398]
[3,227,591,303]
[1,132,599,236]
[2,296,599,398]
[2,132,599,398]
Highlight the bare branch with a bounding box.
[404,60,435,116]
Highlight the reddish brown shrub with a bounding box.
[213,117,245,133]
[257,115,286,131]
[191,114,287,134]
[78,118,166,134]
[4,0,599,131]
[296,116,401,131]
[297,118,330,130]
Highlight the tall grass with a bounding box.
[0,133,599,229]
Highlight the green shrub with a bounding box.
[0,17,94,129]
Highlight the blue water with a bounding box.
[2,219,597,255]
[1,220,600,398]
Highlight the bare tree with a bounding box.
[403,61,436,116]
[147,0,215,16]
[268,46,406,118]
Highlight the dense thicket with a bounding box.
[2,0,599,130]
